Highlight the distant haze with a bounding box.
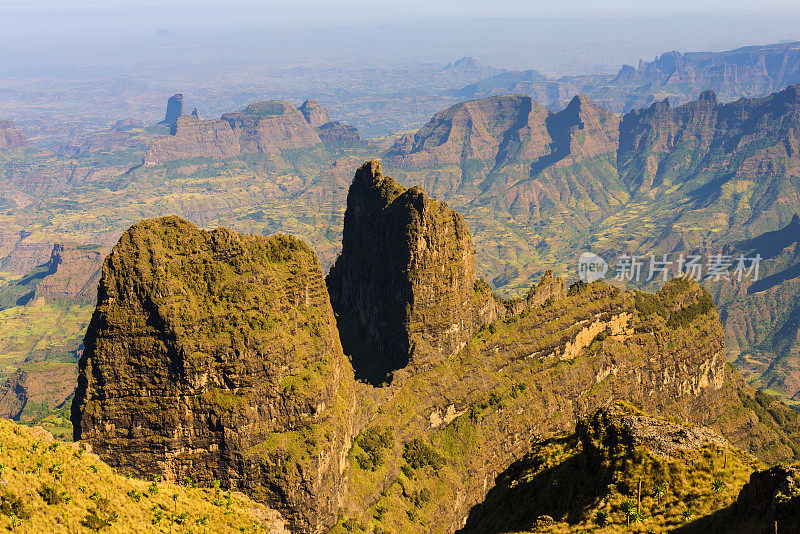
[1,1,799,138]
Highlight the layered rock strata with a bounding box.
[71,217,356,533]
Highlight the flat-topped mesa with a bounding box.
[144,100,326,166]
[316,121,361,145]
[71,216,356,533]
[299,99,331,127]
[31,243,106,304]
[326,160,502,384]
[221,100,321,154]
[0,120,29,149]
[159,93,185,125]
[143,114,240,165]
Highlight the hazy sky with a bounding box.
[1,0,799,74]
[4,0,800,28]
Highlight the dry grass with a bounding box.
[0,418,277,533]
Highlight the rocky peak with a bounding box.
[579,405,730,461]
[299,99,331,127]
[699,89,719,105]
[326,160,500,384]
[545,94,621,161]
[71,216,356,533]
[452,56,481,69]
[160,93,185,125]
[0,120,29,149]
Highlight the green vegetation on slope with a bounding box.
[460,404,763,534]
[0,418,275,533]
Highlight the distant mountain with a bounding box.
[0,120,28,149]
[143,96,362,166]
[456,41,800,113]
[380,84,800,406]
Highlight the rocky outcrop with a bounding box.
[68,165,800,533]
[460,404,753,533]
[32,243,106,304]
[160,93,185,125]
[0,370,27,420]
[71,217,357,533]
[385,94,619,191]
[143,115,241,165]
[579,405,730,460]
[504,270,567,314]
[299,99,331,128]
[221,101,321,155]
[737,465,797,517]
[326,160,501,384]
[0,120,28,149]
[143,100,330,166]
[299,99,360,145]
[316,121,361,145]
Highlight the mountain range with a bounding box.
[67,161,800,532]
[1,42,800,517]
[457,41,800,113]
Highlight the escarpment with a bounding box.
[71,216,357,533]
[144,99,320,165]
[143,114,241,165]
[143,96,362,166]
[326,160,503,384]
[72,162,800,533]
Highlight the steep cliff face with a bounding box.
[32,243,106,304]
[316,121,361,145]
[221,101,322,155]
[0,237,55,277]
[159,93,185,125]
[616,42,800,109]
[299,99,331,128]
[0,370,27,420]
[618,89,720,191]
[326,160,500,384]
[0,120,29,149]
[386,95,552,173]
[143,114,241,165]
[71,217,357,533]
[143,100,324,166]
